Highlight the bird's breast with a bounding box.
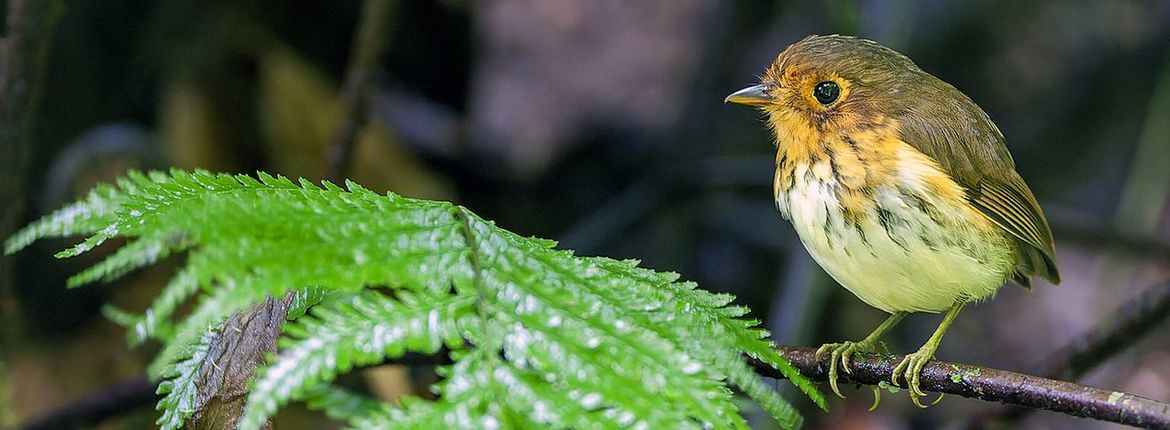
[773,134,1014,313]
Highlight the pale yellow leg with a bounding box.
[892,302,964,407]
[816,312,906,398]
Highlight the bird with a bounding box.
[725,35,1060,407]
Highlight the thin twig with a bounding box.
[326,0,394,184]
[963,279,1170,429]
[756,346,1170,429]
[1037,280,1170,384]
[1051,213,1170,261]
[1,2,66,426]
[14,352,452,429]
[1,0,65,243]
[18,375,156,430]
[182,1,395,426]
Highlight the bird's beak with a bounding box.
[725,84,773,106]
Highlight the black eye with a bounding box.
[813,81,840,105]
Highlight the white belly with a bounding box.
[777,163,1014,313]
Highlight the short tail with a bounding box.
[1012,243,1060,289]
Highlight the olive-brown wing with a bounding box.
[969,175,1061,286]
[895,77,1060,286]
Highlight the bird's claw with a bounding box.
[867,385,882,411]
[891,348,940,408]
[815,340,880,399]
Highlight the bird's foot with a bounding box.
[815,339,886,399]
[891,343,944,408]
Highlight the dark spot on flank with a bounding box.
[853,219,869,246]
[900,188,941,224]
[822,210,835,249]
[876,207,893,229]
[919,233,938,251]
[876,207,909,251]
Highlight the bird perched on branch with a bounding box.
[726,35,1060,406]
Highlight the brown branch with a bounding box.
[755,346,1170,429]
[15,351,450,429]
[1050,214,1170,261]
[186,294,294,430]
[1,0,65,234]
[326,0,394,183]
[1037,279,1170,384]
[18,375,157,430]
[963,278,1170,428]
[22,344,1170,429]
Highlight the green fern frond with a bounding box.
[348,395,479,430]
[155,329,215,430]
[67,235,183,288]
[3,183,122,255]
[347,350,505,429]
[301,384,384,427]
[124,266,201,344]
[5,170,822,429]
[286,286,329,320]
[238,290,473,430]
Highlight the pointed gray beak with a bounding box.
[725,84,773,106]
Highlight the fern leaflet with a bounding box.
[5,170,823,429]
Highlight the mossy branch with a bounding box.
[760,347,1170,429]
[18,344,1170,429]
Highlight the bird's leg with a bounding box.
[893,302,965,407]
[816,312,906,398]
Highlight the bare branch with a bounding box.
[15,351,449,429]
[181,1,398,426]
[326,0,394,183]
[186,294,293,430]
[1051,215,1170,261]
[1038,280,1170,384]
[17,375,155,430]
[22,344,1170,429]
[965,279,1170,428]
[755,346,1170,429]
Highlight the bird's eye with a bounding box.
[813,81,840,105]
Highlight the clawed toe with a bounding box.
[892,350,936,407]
[817,340,881,399]
[815,312,906,406]
[816,342,848,398]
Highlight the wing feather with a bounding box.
[978,181,1047,249]
[894,74,1060,285]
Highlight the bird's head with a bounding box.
[727,35,932,142]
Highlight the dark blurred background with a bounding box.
[2,1,1169,429]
